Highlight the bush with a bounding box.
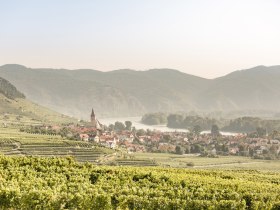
[186,162,194,167]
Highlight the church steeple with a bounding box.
[89,108,103,136]
[91,108,95,118]
[91,108,97,127]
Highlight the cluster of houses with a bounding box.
[54,109,280,157]
[16,108,280,159]
[77,109,118,149]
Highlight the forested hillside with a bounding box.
[1,64,280,118]
[0,77,25,99]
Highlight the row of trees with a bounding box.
[141,113,167,125]
[167,114,219,130]
[108,121,133,131]
[142,113,280,135]
[223,117,280,133]
[141,113,221,130]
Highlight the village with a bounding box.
[19,109,280,160]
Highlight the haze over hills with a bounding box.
[0,64,280,119]
[0,75,76,124]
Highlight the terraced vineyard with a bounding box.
[0,127,114,163]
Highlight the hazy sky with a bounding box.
[1,0,279,78]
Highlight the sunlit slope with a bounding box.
[0,76,76,124]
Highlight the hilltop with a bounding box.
[0,64,280,118]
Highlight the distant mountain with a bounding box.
[0,64,280,119]
[196,65,280,111]
[0,75,76,124]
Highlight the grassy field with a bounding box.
[130,152,280,171]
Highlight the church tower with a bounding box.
[91,108,97,128]
[90,108,103,137]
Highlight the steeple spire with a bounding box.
[90,108,103,134]
[91,108,96,126]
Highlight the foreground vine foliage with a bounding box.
[0,156,279,209]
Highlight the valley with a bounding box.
[2,1,280,209]
[0,67,279,210]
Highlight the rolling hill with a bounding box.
[0,64,280,118]
[0,76,77,124]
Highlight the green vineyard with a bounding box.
[0,156,279,210]
[0,128,113,163]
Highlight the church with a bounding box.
[90,108,103,131]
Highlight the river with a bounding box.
[99,116,239,136]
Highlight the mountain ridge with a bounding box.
[0,64,280,118]
[3,64,279,78]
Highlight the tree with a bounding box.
[185,145,191,154]
[192,125,201,135]
[175,146,183,155]
[256,127,266,137]
[269,144,279,155]
[59,127,70,138]
[146,129,153,136]
[211,124,220,136]
[125,121,132,130]
[238,144,249,156]
[167,114,184,128]
[162,134,171,142]
[108,124,115,131]
[114,121,125,131]
[271,130,279,139]
[136,129,146,136]
[191,144,203,153]
[141,113,167,125]
[249,148,254,156]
